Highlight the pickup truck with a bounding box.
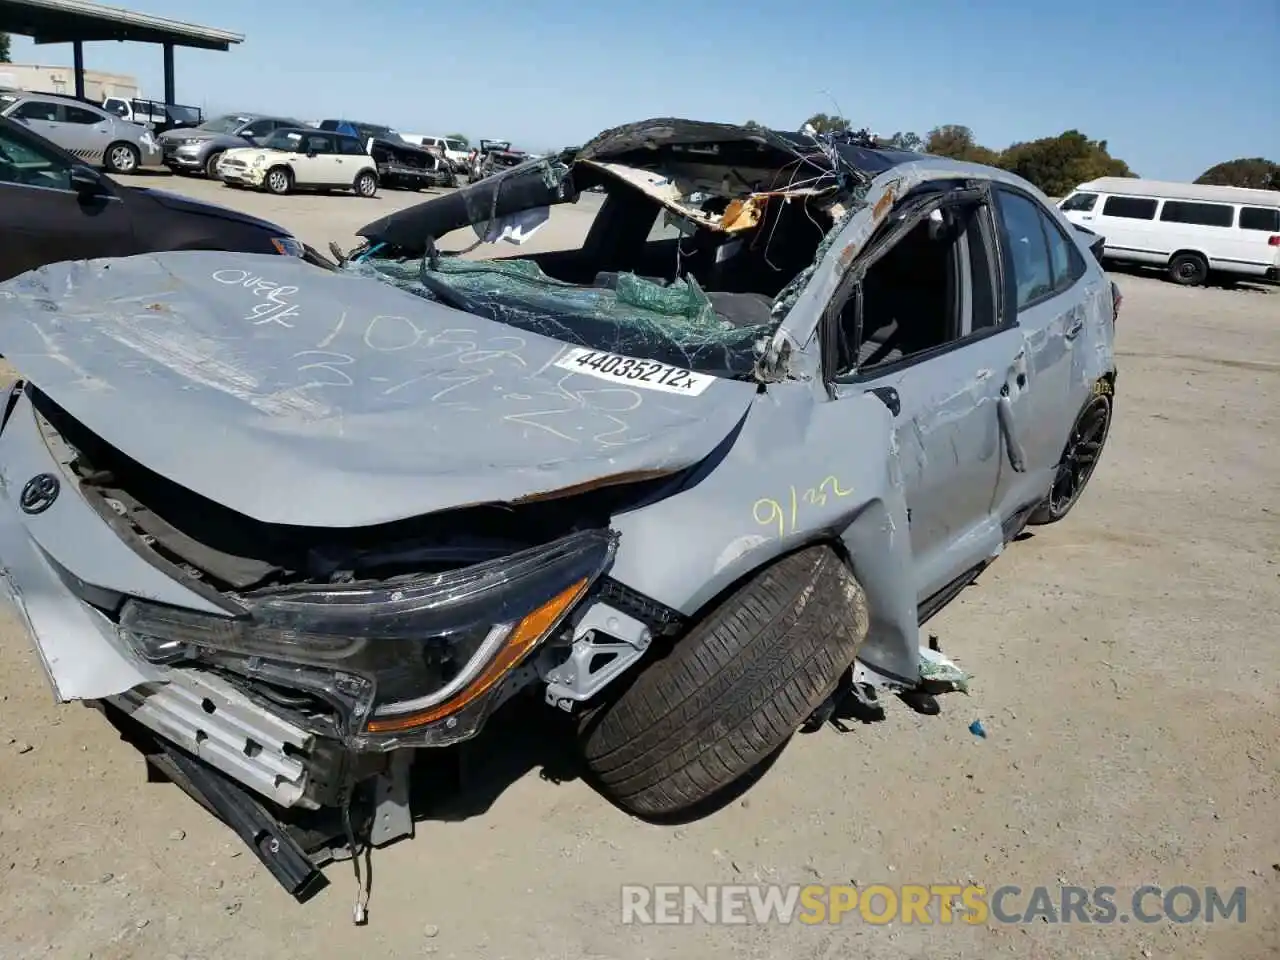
[102,97,204,136]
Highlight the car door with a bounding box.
[0,121,136,282]
[827,190,1027,603]
[338,134,371,180]
[988,186,1094,523]
[283,132,321,185]
[55,103,113,164]
[302,132,347,185]
[7,98,62,146]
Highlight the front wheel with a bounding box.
[578,545,869,819]
[104,142,140,174]
[1028,390,1113,525]
[263,166,292,195]
[354,170,378,197]
[204,151,224,179]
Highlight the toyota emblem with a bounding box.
[19,473,60,515]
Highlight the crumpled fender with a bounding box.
[608,382,918,682]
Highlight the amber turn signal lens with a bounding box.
[364,578,589,733]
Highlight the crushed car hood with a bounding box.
[0,251,757,528]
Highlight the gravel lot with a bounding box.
[0,174,1277,960]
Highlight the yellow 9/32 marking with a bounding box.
[753,477,854,538]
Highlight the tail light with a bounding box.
[1268,235,1280,247]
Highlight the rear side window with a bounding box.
[1239,207,1280,232]
[1159,200,1234,227]
[1044,216,1086,294]
[63,106,103,125]
[305,134,332,154]
[1061,192,1098,212]
[1102,196,1158,220]
[339,136,365,155]
[998,191,1055,308]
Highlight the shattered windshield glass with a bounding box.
[353,256,770,379]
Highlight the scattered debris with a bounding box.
[16,742,33,754]
[168,829,186,841]
[969,720,988,739]
[424,923,440,939]
[920,648,972,694]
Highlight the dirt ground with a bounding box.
[0,174,1277,960]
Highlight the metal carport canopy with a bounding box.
[0,0,242,103]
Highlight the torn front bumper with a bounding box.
[216,159,265,186]
[0,384,619,813]
[0,388,341,808]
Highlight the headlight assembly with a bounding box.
[119,529,616,748]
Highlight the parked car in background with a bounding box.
[217,127,379,197]
[0,90,162,174]
[0,115,320,282]
[404,134,469,172]
[319,119,454,190]
[1059,177,1280,285]
[102,97,204,136]
[158,113,307,179]
[473,141,528,181]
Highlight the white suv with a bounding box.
[405,134,468,171]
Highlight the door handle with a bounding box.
[997,389,1026,472]
[1065,317,1084,340]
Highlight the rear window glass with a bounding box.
[1239,207,1280,232]
[1159,200,1234,227]
[63,106,102,125]
[1102,196,1158,220]
[1061,192,1098,212]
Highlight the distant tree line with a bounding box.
[789,113,1278,196]
[0,32,11,63]
[1194,158,1280,190]
[797,114,1133,196]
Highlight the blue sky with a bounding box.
[6,0,1278,180]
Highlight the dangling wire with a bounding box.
[343,787,370,925]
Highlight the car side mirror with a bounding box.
[69,166,107,198]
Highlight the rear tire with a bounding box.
[1028,390,1113,525]
[354,170,378,197]
[578,545,868,819]
[263,166,292,195]
[1167,252,1208,286]
[104,142,140,174]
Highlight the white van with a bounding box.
[1059,177,1280,285]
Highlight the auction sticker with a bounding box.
[553,347,714,396]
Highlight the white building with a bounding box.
[0,62,139,101]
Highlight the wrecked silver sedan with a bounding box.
[0,119,1117,906]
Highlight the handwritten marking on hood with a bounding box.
[211,268,299,328]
